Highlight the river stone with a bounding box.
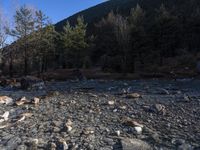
[0,145,6,150]
[17,145,27,150]
[6,136,22,150]
[149,104,166,115]
[178,144,193,150]
[104,138,115,146]
[20,76,45,90]
[120,138,152,150]
[52,120,63,127]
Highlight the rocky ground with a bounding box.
[0,79,200,150]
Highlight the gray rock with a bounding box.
[172,139,185,145]
[150,104,166,115]
[183,95,191,102]
[6,136,22,150]
[0,145,6,150]
[52,120,63,127]
[17,145,27,150]
[151,133,161,143]
[53,127,61,132]
[157,88,170,95]
[178,144,193,150]
[104,138,115,146]
[1,133,15,142]
[100,147,113,150]
[120,138,152,150]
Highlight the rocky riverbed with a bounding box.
[0,79,200,150]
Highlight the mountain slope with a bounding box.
[55,0,200,32]
[55,0,140,31]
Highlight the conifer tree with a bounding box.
[61,16,88,68]
[9,5,35,75]
[128,4,146,72]
[34,10,56,73]
[153,4,179,65]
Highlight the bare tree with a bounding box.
[0,9,7,49]
[0,8,9,72]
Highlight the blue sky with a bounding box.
[1,0,105,23]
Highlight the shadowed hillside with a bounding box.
[1,0,200,77]
[55,0,200,32]
[55,0,139,32]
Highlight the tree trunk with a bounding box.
[37,58,42,77]
[9,53,13,78]
[41,55,45,73]
[24,41,28,75]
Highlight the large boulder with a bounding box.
[120,138,152,150]
[20,76,46,90]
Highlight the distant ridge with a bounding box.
[55,0,140,31]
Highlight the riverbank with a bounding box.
[41,68,199,81]
[0,79,200,149]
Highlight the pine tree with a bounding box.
[9,5,35,75]
[128,4,146,72]
[34,10,56,74]
[61,16,88,68]
[129,4,145,28]
[95,11,124,72]
[153,4,179,65]
[94,11,115,57]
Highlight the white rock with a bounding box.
[126,93,141,99]
[16,97,29,106]
[119,105,127,110]
[2,111,9,121]
[62,141,68,150]
[59,138,68,150]
[66,125,72,132]
[113,109,118,112]
[32,139,39,145]
[66,119,73,126]
[0,124,8,129]
[0,96,13,105]
[116,130,121,136]
[134,126,143,134]
[83,127,95,135]
[71,100,76,104]
[108,100,115,105]
[33,97,40,105]
[17,115,25,122]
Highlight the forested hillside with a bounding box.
[55,0,139,32]
[1,0,200,77]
